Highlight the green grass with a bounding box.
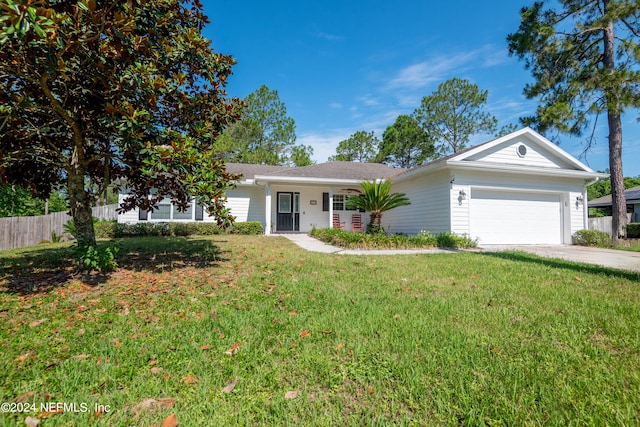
[1,236,639,426]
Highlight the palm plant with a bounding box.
[346,180,411,233]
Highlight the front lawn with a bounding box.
[1,236,639,426]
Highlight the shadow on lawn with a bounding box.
[478,250,640,282]
[0,237,230,294]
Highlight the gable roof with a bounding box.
[228,161,405,185]
[589,185,640,207]
[394,127,608,182]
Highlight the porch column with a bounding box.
[265,184,272,235]
[329,187,334,228]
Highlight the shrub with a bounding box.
[76,244,119,272]
[94,220,117,238]
[308,228,476,250]
[194,223,222,235]
[573,229,611,247]
[230,222,263,235]
[170,222,199,236]
[435,231,478,249]
[627,223,640,239]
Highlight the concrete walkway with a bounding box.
[274,234,640,272]
[274,233,457,255]
[479,244,640,272]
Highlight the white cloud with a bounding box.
[329,102,343,109]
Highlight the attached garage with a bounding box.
[469,189,563,245]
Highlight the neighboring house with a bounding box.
[118,128,607,245]
[588,185,640,222]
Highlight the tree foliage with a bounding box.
[328,131,379,162]
[289,144,315,167]
[414,78,497,157]
[346,180,411,232]
[378,115,434,168]
[507,0,640,240]
[215,85,299,165]
[0,0,243,247]
[587,176,640,200]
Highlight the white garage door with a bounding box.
[469,189,562,245]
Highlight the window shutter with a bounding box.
[195,201,204,221]
[322,193,329,211]
[138,208,148,221]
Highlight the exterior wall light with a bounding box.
[459,190,467,200]
[576,195,584,204]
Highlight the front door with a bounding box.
[277,192,300,232]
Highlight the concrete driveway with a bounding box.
[479,245,640,272]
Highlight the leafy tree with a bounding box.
[378,115,435,168]
[0,184,39,217]
[0,0,242,247]
[289,145,315,167]
[0,184,68,217]
[414,78,497,157]
[507,0,640,241]
[346,180,411,232]
[495,123,521,138]
[328,131,379,162]
[216,85,296,165]
[587,176,640,201]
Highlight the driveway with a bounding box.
[479,245,640,272]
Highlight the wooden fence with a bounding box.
[588,214,633,237]
[0,204,118,251]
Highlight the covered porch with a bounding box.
[253,177,365,235]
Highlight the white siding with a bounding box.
[224,186,265,224]
[465,135,571,169]
[117,194,138,223]
[382,171,451,235]
[450,184,471,236]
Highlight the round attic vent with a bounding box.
[517,144,527,157]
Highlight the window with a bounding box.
[144,198,196,221]
[333,194,357,211]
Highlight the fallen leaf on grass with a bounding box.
[25,416,39,427]
[225,342,241,355]
[575,276,582,282]
[76,353,88,360]
[284,390,298,400]
[14,353,35,363]
[162,413,178,427]
[181,375,200,384]
[288,311,297,316]
[150,367,163,374]
[367,386,375,394]
[221,379,237,393]
[132,398,175,416]
[300,330,311,339]
[200,345,212,351]
[393,314,400,319]
[336,343,343,352]
[29,318,48,328]
[15,391,35,402]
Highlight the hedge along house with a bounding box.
[118,128,607,245]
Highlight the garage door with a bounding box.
[469,189,562,245]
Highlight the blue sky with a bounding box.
[205,0,640,177]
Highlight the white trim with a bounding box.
[255,175,362,186]
[446,160,609,179]
[453,127,596,172]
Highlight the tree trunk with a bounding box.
[68,167,96,248]
[603,4,627,243]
